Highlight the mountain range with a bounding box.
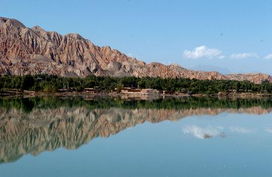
[0,17,271,84]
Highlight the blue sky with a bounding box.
[1,0,272,74]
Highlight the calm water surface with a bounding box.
[0,97,272,177]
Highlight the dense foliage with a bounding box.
[1,74,272,94]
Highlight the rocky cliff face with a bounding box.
[0,17,271,83]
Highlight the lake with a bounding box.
[0,97,272,177]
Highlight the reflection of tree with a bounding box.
[1,97,272,112]
[0,97,272,164]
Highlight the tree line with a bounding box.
[1,74,272,94]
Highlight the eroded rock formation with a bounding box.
[0,17,271,83]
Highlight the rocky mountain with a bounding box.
[0,17,271,83]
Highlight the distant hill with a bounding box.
[0,17,271,84]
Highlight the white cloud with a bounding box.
[230,53,259,59]
[264,54,272,59]
[229,127,252,134]
[182,125,225,139]
[183,45,264,60]
[183,45,224,59]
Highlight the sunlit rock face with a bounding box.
[1,17,272,83]
[0,103,271,164]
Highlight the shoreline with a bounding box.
[1,90,272,99]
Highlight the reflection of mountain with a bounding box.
[0,107,188,163]
[1,98,272,164]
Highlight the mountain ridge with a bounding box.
[0,17,271,84]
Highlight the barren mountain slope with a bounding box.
[0,17,271,83]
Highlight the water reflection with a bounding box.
[182,125,258,139]
[183,125,225,139]
[1,97,272,164]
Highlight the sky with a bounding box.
[1,0,272,74]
